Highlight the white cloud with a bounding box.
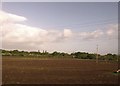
[1,11,73,50]
[0,10,118,54]
[2,23,67,47]
[3,23,48,43]
[63,29,73,38]
[0,10,27,24]
[78,24,118,40]
[106,24,118,36]
[79,29,104,40]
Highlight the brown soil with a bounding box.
[2,57,118,84]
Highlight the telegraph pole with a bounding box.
[96,44,98,63]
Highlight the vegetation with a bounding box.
[1,49,119,61]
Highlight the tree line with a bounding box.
[1,49,119,61]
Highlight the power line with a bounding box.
[43,18,117,29]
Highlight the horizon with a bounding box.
[1,2,118,55]
[1,48,118,55]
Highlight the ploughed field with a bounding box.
[2,56,118,84]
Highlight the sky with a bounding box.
[1,0,120,2]
[0,2,118,54]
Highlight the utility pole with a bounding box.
[96,44,98,63]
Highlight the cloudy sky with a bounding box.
[0,2,118,54]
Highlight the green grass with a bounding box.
[113,71,120,76]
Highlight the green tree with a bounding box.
[87,54,96,59]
